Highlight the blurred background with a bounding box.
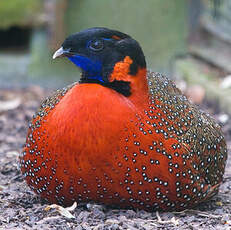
[0,0,231,113]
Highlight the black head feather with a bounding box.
[54,27,146,96]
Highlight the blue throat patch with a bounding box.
[68,55,103,82]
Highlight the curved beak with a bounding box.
[53,47,72,59]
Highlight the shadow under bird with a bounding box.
[20,27,227,211]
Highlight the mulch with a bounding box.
[0,86,230,230]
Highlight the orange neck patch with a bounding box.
[109,56,148,100]
[109,56,133,82]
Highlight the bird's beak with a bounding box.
[53,47,72,59]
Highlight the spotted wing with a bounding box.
[147,72,227,199]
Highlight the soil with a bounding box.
[0,86,230,230]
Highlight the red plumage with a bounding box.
[20,29,227,211]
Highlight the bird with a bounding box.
[20,27,227,211]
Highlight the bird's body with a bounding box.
[20,28,227,211]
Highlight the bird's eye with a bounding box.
[88,39,104,51]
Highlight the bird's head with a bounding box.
[53,27,147,97]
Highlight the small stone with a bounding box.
[218,114,229,124]
[111,223,120,230]
[220,75,231,89]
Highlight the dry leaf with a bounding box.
[45,202,77,219]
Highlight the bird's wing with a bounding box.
[30,82,77,129]
[147,72,227,192]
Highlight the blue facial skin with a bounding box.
[68,55,104,82]
[67,38,115,83]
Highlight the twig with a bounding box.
[173,209,222,219]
